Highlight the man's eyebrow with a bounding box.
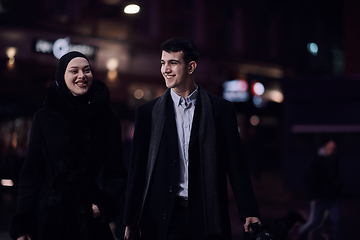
[161,59,181,63]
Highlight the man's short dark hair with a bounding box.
[160,37,199,64]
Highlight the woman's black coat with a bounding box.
[9,79,127,240]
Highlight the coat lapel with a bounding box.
[138,89,170,225]
[189,93,201,149]
[145,89,169,182]
[197,85,222,236]
[164,96,180,154]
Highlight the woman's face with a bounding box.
[64,57,93,96]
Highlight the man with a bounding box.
[124,37,261,240]
[298,139,342,240]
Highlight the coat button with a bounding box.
[172,160,176,166]
[169,186,173,193]
[163,213,167,220]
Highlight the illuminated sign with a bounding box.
[222,79,249,102]
[34,37,96,59]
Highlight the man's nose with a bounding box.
[164,64,171,72]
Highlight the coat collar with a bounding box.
[44,79,111,121]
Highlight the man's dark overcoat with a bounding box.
[9,80,127,240]
[124,86,260,240]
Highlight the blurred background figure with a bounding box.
[298,139,342,240]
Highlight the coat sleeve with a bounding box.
[222,102,261,222]
[9,113,46,239]
[93,112,128,224]
[123,104,151,227]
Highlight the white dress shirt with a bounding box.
[170,86,198,198]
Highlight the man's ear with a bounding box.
[188,61,197,75]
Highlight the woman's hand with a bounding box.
[17,234,32,240]
[92,204,101,219]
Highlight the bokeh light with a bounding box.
[134,89,144,99]
[250,115,260,126]
[307,42,318,56]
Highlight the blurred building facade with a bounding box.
[1,0,359,197]
[0,0,344,105]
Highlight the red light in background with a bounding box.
[251,81,265,96]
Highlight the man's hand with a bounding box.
[17,234,32,240]
[92,204,101,219]
[244,217,261,232]
[124,225,132,240]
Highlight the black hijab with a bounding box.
[55,51,95,108]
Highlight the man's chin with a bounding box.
[165,82,174,89]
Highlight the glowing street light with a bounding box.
[6,47,16,65]
[124,4,140,14]
[6,47,16,59]
[106,58,119,81]
[106,58,119,71]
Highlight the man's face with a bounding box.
[160,51,188,90]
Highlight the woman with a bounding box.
[9,51,127,240]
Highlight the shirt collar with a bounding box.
[170,85,198,107]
